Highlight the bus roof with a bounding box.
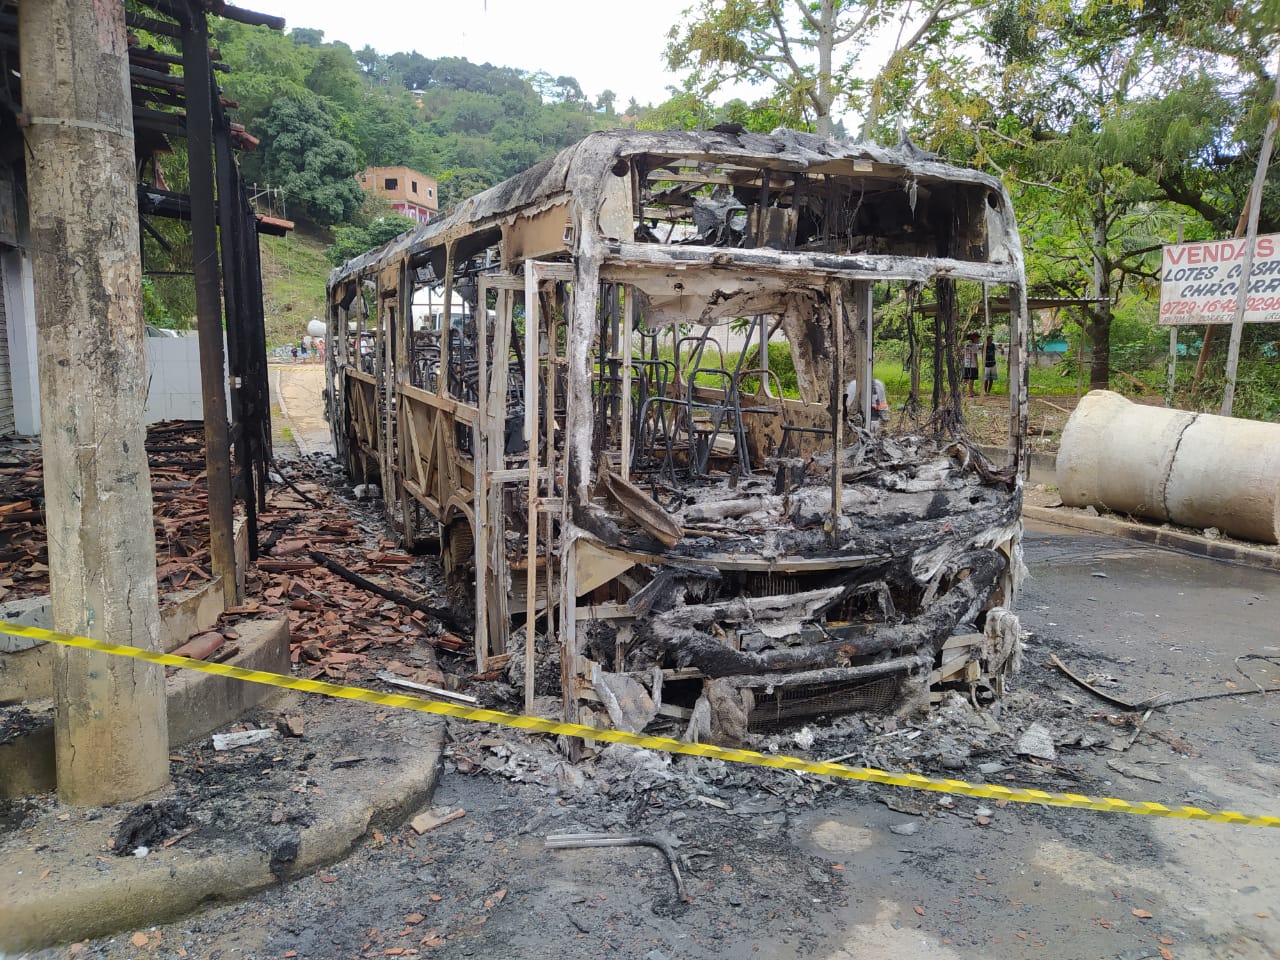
[328,128,1014,286]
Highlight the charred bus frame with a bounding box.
[327,130,1029,744]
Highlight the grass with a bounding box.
[675,340,1083,403]
[873,359,1084,401]
[259,228,331,349]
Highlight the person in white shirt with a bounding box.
[846,377,889,434]
[962,332,980,396]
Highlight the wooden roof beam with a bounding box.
[129,44,230,72]
[127,2,283,35]
[125,11,181,39]
[206,1,285,29]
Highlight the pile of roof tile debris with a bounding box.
[0,421,216,604]
[217,453,470,693]
[0,437,43,604]
[0,428,473,696]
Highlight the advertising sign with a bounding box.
[1159,234,1280,325]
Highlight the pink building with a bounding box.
[357,165,438,223]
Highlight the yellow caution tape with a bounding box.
[4,619,1278,829]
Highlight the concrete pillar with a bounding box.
[19,0,169,804]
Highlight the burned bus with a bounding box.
[326,129,1029,745]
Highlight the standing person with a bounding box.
[983,334,998,394]
[962,332,980,397]
[290,343,299,363]
[845,377,890,434]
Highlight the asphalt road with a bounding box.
[35,525,1280,960]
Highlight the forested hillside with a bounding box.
[143,22,635,344]
[211,22,618,226]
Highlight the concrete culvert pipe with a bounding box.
[1057,390,1280,544]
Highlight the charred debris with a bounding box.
[325,129,1031,748]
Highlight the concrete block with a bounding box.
[0,617,290,798]
[158,577,229,653]
[0,595,52,651]
[0,644,56,704]
[0,575,228,705]
[166,617,290,747]
[0,712,54,797]
[0,597,55,703]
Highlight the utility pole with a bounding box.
[18,0,170,802]
[1221,50,1280,417]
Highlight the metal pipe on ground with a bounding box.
[1057,390,1280,544]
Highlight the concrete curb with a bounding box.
[1023,505,1280,571]
[976,440,1280,570]
[0,712,446,952]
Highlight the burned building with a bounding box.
[0,0,282,559]
[326,129,1029,744]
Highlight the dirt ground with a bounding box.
[958,392,1082,455]
[273,364,333,457]
[11,506,1278,960]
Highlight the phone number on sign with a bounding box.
[1162,296,1280,315]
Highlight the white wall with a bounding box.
[144,334,231,424]
[2,239,230,432]
[2,247,40,436]
[1,296,230,432]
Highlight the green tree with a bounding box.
[666,0,992,136]
[254,96,365,225]
[526,70,556,102]
[437,168,495,208]
[289,27,325,48]
[353,94,417,165]
[307,43,363,109]
[947,0,1280,388]
[553,75,585,105]
[640,92,784,133]
[387,51,434,90]
[327,213,419,265]
[214,20,312,127]
[355,45,385,80]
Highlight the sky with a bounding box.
[253,0,722,108]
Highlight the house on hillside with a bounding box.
[358,166,438,223]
